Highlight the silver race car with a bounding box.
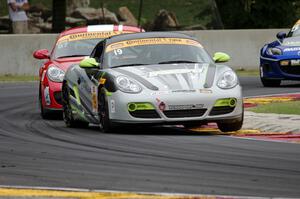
[62,32,243,133]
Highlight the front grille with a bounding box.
[54,91,63,105]
[129,110,161,118]
[163,109,207,118]
[209,106,235,116]
[280,65,300,75]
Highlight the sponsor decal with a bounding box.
[57,31,131,44]
[106,38,203,52]
[172,89,196,93]
[44,87,51,105]
[283,47,300,52]
[150,91,170,95]
[199,89,212,94]
[99,78,106,85]
[110,99,116,113]
[168,104,204,110]
[158,101,166,111]
[291,59,300,66]
[91,86,98,113]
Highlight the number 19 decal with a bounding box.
[113,49,123,56]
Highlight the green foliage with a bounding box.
[216,0,299,29]
[0,74,38,82]
[1,0,210,28]
[248,101,300,115]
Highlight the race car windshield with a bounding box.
[53,39,101,59]
[104,38,212,68]
[287,24,300,37]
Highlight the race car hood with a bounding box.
[112,63,213,91]
[282,36,300,47]
[52,56,86,71]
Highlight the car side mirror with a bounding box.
[79,58,99,68]
[33,49,50,59]
[276,32,286,40]
[213,52,230,63]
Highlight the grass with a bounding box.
[0,75,38,82]
[235,69,259,76]
[1,0,211,27]
[248,101,300,115]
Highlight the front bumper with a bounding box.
[106,86,243,124]
[260,56,300,80]
[40,77,63,110]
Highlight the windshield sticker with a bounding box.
[57,31,132,44]
[106,38,203,52]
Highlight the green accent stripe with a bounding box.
[70,104,88,121]
[73,86,81,105]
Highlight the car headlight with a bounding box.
[116,76,142,93]
[217,70,238,89]
[47,66,65,82]
[267,48,282,55]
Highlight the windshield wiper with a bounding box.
[158,60,201,64]
[111,63,149,68]
[57,55,87,58]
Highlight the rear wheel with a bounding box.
[261,78,281,87]
[98,91,116,133]
[62,82,88,128]
[217,113,243,132]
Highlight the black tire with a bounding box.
[62,82,88,128]
[98,91,115,133]
[217,113,243,132]
[260,78,281,87]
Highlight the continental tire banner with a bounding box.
[57,31,132,44]
[106,38,203,52]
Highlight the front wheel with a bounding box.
[217,113,243,132]
[62,82,88,128]
[98,92,116,133]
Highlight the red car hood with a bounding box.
[52,56,86,71]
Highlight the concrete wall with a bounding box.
[0,29,289,75]
[0,34,58,75]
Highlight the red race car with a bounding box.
[33,25,143,119]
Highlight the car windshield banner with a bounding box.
[57,31,132,44]
[106,38,203,52]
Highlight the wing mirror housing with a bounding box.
[79,58,99,68]
[33,49,50,59]
[213,52,230,63]
[276,32,286,41]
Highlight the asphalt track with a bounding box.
[0,77,300,198]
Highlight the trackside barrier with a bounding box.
[0,29,288,75]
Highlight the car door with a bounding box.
[77,41,105,117]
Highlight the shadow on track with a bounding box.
[85,124,216,136]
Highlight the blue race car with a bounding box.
[260,20,300,87]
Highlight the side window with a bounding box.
[90,41,104,63]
